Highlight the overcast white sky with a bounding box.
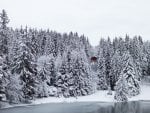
[0,0,150,46]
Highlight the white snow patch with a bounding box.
[129,83,150,101]
[2,84,150,109]
[32,84,150,105]
[32,90,116,105]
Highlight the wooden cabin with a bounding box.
[90,56,97,62]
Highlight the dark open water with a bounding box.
[0,101,150,113]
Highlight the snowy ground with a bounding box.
[32,91,115,104]
[129,83,150,101]
[1,83,150,109]
[32,83,150,105]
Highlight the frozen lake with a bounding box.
[0,101,150,113]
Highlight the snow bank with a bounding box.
[32,84,150,105]
[32,91,115,105]
[129,83,150,101]
[1,84,150,109]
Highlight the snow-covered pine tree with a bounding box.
[105,37,114,90]
[59,42,65,57]
[124,34,130,51]
[129,36,143,79]
[72,50,94,96]
[114,74,128,102]
[39,31,47,56]
[26,29,39,57]
[112,37,119,52]
[0,10,9,30]
[36,55,57,97]
[137,37,147,77]
[6,73,24,103]
[117,37,126,56]
[110,50,122,88]
[44,33,52,56]
[55,59,71,97]
[0,56,7,101]
[6,38,25,103]
[55,49,74,97]
[0,9,10,69]
[143,42,150,76]
[121,51,140,97]
[38,62,49,81]
[97,49,107,90]
[80,35,92,58]
[48,58,57,86]
[11,42,38,100]
[37,62,51,98]
[50,32,59,57]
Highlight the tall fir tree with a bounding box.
[0,9,10,68]
[121,51,140,97]
[0,56,7,101]
[114,74,128,102]
[97,49,107,90]
[110,50,122,88]
[11,42,37,100]
[105,37,114,90]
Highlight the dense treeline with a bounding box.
[0,10,150,103]
[96,36,145,101]
[0,10,94,103]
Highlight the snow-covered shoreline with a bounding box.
[1,84,150,110]
[32,84,150,104]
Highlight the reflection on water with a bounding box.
[0,101,150,113]
[93,101,149,113]
[114,101,141,113]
